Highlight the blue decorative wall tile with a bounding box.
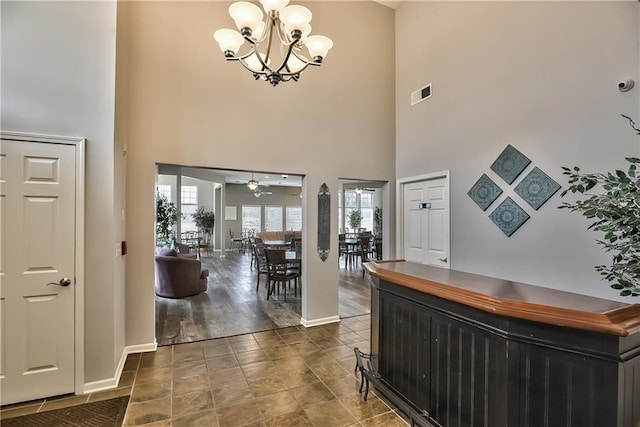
[468,174,503,211]
[514,167,561,210]
[489,197,530,237]
[490,145,531,184]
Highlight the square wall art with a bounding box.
[490,144,531,184]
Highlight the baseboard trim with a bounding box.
[300,315,340,328]
[82,340,157,395]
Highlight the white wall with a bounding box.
[395,1,640,300]
[121,1,396,346]
[1,1,121,382]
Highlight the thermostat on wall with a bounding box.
[411,83,432,106]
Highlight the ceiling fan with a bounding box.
[253,188,273,198]
[354,185,376,194]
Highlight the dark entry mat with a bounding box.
[1,396,129,427]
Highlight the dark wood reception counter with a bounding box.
[364,261,640,427]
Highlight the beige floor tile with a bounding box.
[290,382,336,408]
[172,389,214,418]
[203,343,235,358]
[130,380,172,403]
[208,366,246,385]
[339,394,392,422]
[360,410,411,427]
[212,379,255,407]
[172,409,220,427]
[139,353,172,369]
[310,360,350,381]
[231,340,262,353]
[304,399,358,427]
[254,390,301,419]
[248,374,290,397]
[173,374,210,395]
[256,336,286,348]
[123,397,171,426]
[241,360,278,380]
[323,374,363,397]
[215,400,265,427]
[173,360,208,380]
[135,366,172,385]
[263,408,315,427]
[206,354,240,371]
[235,349,269,366]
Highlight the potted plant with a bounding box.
[348,209,362,232]
[374,206,383,236]
[192,207,215,244]
[156,192,178,247]
[559,115,639,297]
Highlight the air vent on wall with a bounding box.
[411,83,432,106]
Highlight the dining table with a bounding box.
[263,240,289,248]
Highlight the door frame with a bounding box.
[396,170,450,262]
[1,130,85,397]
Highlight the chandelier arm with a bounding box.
[275,40,301,74]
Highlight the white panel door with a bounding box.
[0,140,76,405]
[403,183,427,263]
[403,176,449,267]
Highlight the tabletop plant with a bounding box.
[559,115,640,297]
[156,192,179,247]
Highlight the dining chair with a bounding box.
[338,233,347,261]
[264,248,300,301]
[229,229,244,252]
[358,236,374,278]
[253,243,269,292]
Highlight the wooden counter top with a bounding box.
[365,260,640,336]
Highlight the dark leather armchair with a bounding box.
[154,248,209,298]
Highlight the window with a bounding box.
[242,205,261,232]
[265,206,283,231]
[181,186,197,204]
[341,188,378,232]
[361,193,374,232]
[286,206,302,231]
[180,185,198,232]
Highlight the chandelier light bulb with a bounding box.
[258,0,289,14]
[280,5,312,38]
[245,52,269,72]
[213,29,245,55]
[305,35,333,61]
[286,55,305,73]
[247,179,259,190]
[229,1,264,35]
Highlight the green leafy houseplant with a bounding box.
[348,209,363,232]
[192,207,215,242]
[374,206,383,235]
[156,192,178,246]
[559,115,640,297]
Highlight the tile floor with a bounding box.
[1,314,409,427]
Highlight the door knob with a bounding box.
[438,257,448,263]
[48,278,72,287]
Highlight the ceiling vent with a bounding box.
[411,83,432,106]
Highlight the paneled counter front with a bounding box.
[364,261,640,427]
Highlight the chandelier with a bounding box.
[247,172,259,190]
[213,0,333,86]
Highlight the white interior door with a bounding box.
[402,176,449,267]
[0,139,76,405]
